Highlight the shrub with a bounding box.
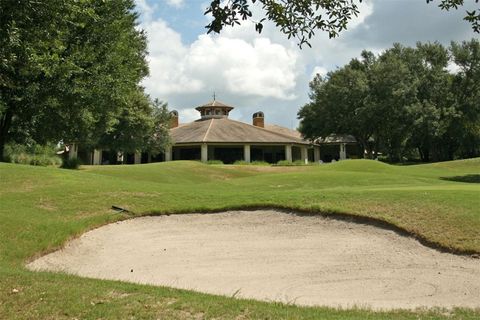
[233,160,270,166]
[276,160,294,166]
[251,161,270,166]
[61,158,82,169]
[293,160,306,166]
[206,160,223,165]
[233,160,249,165]
[276,160,309,166]
[3,143,61,166]
[30,154,62,166]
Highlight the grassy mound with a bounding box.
[1,159,479,319]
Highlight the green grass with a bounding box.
[1,159,479,319]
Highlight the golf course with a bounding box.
[1,158,479,319]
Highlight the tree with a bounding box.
[0,0,150,161]
[0,0,70,160]
[298,55,375,157]
[97,97,172,157]
[205,0,480,47]
[405,42,454,162]
[298,40,480,162]
[449,39,480,159]
[147,99,173,156]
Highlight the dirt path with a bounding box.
[27,210,480,310]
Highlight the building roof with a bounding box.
[195,100,233,111]
[171,118,311,145]
[318,134,357,144]
[264,124,303,139]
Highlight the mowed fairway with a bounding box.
[1,159,480,319]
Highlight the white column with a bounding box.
[340,143,347,160]
[301,146,308,164]
[243,144,251,163]
[165,146,172,162]
[314,147,320,163]
[201,143,208,162]
[93,149,102,165]
[134,152,141,164]
[69,144,78,159]
[285,145,292,162]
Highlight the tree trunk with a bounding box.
[0,110,13,162]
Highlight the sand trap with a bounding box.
[28,210,480,310]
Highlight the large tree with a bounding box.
[205,0,480,47]
[0,0,151,161]
[449,39,480,159]
[298,54,375,157]
[98,97,172,156]
[298,40,480,162]
[405,42,454,162]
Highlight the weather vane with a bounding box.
[213,92,216,101]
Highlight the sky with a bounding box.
[134,0,477,129]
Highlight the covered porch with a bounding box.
[168,143,320,164]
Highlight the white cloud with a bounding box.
[447,61,461,74]
[142,20,204,94]
[141,19,300,101]
[178,108,199,123]
[134,0,155,22]
[348,1,374,29]
[311,66,328,79]
[166,0,184,8]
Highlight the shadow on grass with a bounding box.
[441,174,480,183]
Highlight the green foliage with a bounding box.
[60,157,82,170]
[206,160,224,165]
[146,99,172,155]
[233,160,270,165]
[251,161,270,166]
[276,160,294,166]
[0,0,150,160]
[298,52,374,157]
[233,160,250,165]
[276,160,307,166]
[205,0,479,47]
[3,143,61,166]
[294,160,307,166]
[98,97,171,154]
[298,39,480,162]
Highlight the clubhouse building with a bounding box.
[68,100,361,164]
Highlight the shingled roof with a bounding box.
[264,124,303,139]
[196,100,233,110]
[171,118,310,145]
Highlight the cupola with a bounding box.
[195,100,234,120]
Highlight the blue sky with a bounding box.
[135,0,477,129]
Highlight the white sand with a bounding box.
[27,210,480,310]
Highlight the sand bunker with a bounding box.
[28,210,480,310]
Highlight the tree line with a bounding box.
[298,39,480,162]
[0,0,170,162]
